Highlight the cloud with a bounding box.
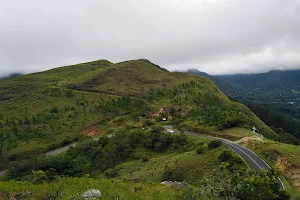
[0,0,300,76]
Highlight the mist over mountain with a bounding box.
[216,70,300,91]
[188,69,300,119]
[0,73,23,80]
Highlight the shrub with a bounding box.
[143,119,155,127]
[31,170,47,184]
[105,168,118,178]
[49,107,58,113]
[218,150,233,162]
[150,125,164,134]
[196,146,205,154]
[65,90,74,97]
[141,157,149,162]
[98,136,109,147]
[162,167,183,181]
[208,140,222,149]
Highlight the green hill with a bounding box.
[0,59,279,167]
[187,69,300,144]
[216,70,300,119]
[0,59,296,199]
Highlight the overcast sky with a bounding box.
[1,0,300,76]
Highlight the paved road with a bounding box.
[183,131,285,190]
[45,143,77,156]
[0,142,77,176]
[1,128,286,190]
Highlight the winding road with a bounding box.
[0,143,77,177]
[182,131,286,190]
[1,128,286,190]
[45,143,77,156]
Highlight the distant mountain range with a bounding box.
[0,73,23,80]
[187,69,300,119]
[217,70,300,91]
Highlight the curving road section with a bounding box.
[45,143,77,156]
[183,131,286,190]
[1,128,286,190]
[0,143,77,177]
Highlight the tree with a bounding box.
[208,140,222,149]
[218,150,233,162]
[31,170,47,184]
[196,146,205,154]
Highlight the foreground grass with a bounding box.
[0,177,187,200]
[116,146,226,186]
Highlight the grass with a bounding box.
[0,59,277,161]
[0,177,188,200]
[0,58,297,199]
[115,136,225,187]
[217,127,253,139]
[0,136,238,199]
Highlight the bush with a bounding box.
[49,107,58,113]
[105,168,118,178]
[31,170,47,184]
[196,146,205,154]
[218,150,233,162]
[208,140,222,149]
[143,119,155,127]
[141,157,149,162]
[98,136,109,147]
[150,125,164,134]
[162,167,183,181]
[65,90,74,97]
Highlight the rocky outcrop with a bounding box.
[161,181,189,188]
[81,189,101,199]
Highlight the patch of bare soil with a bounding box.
[238,135,263,143]
[150,107,164,118]
[81,125,102,137]
[276,155,300,189]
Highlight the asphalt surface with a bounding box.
[45,143,77,156]
[0,143,77,176]
[182,131,286,190]
[1,128,286,190]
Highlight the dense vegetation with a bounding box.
[247,104,300,144]
[0,61,279,170]
[7,128,191,181]
[0,59,296,199]
[216,70,300,120]
[188,69,300,143]
[3,126,290,199]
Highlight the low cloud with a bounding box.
[0,0,300,76]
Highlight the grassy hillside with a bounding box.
[0,59,279,169]
[187,69,300,144]
[0,129,288,200]
[0,59,296,199]
[217,70,300,120]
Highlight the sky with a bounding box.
[1,0,300,76]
